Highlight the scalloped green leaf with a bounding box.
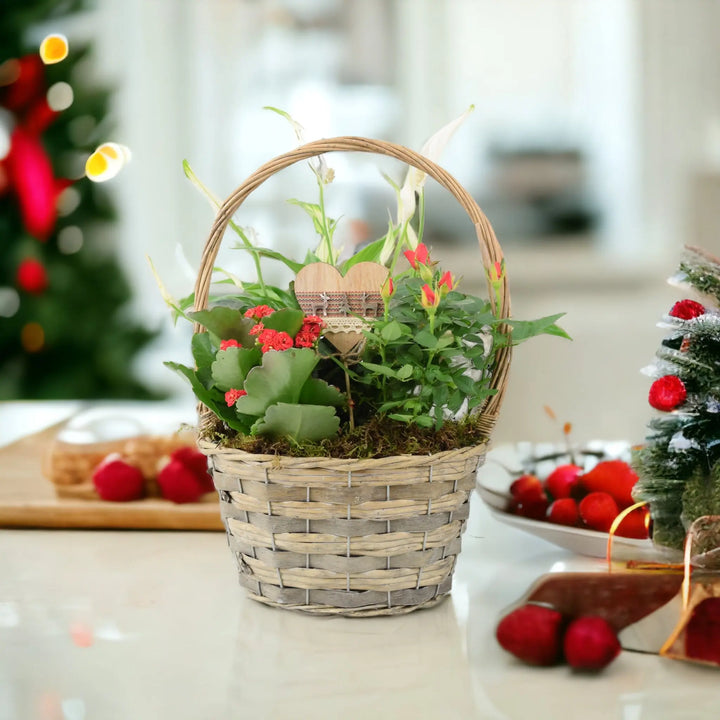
[188,308,256,347]
[164,361,250,432]
[210,346,262,392]
[299,378,346,407]
[236,348,318,417]
[192,333,215,386]
[252,403,340,442]
[261,308,305,337]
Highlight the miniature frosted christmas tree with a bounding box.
[634,246,720,549]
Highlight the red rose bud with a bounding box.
[403,242,430,270]
[649,375,687,411]
[669,299,705,320]
[380,276,394,299]
[488,260,504,283]
[16,258,48,294]
[420,283,438,309]
[438,270,455,295]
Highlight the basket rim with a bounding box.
[197,435,487,469]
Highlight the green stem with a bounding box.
[416,191,426,245]
[317,178,334,265]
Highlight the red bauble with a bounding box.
[16,258,48,294]
[6,127,57,239]
[669,299,705,320]
[563,616,621,670]
[649,375,687,412]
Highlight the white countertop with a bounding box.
[0,402,716,719]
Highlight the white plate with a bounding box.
[475,441,681,562]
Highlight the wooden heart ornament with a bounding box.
[294,262,389,354]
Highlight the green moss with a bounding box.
[201,414,489,458]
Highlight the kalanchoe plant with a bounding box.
[160,108,569,452]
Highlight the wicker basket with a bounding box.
[194,137,511,616]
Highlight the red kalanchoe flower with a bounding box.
[669,299,705,320]
[219,339,240,351]
[16,258,48,294]
[244,304,274,320]
[225,388,247,406]
[249,323,264,336]
[303,315,325,327]
[649,375,687,411]
[270,331,293,351]
[420,283,438,309]
[295,330,315,348]
[404,243,429,269]
[300,315,324,341]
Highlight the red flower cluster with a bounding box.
[295,315,325,348]
[219,339,240,351]
[257,328,293,353]
[649,374,687,411]
[669,299,705,320]
[244,305,274,320]
[225,388,247,406]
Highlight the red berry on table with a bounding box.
[170,446,213,491]
[92,456,145,502]
[579,491,619,532]
[510,474,543,499]
[579,460,638,508]
[496,604,565,666]
[547,497,579,527]
[544,464,583,499]
[563,616,621,671]
[157,458,211,504]
[516,495,549,520]
[614,507,650,539]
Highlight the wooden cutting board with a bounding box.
[0,425,224,531]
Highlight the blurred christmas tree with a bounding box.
[0,0,161,399]
[634,246,720,549]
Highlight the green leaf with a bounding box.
[506,314,571,344]
[396,364,414,381]
[381,320,406,342]
[361,362,398,379]
[299,378,346,407]
[164,361,250,432]
[210,346,262,392]
[414,329,438,348]
[261,308,305,337]
[237,348,318,417]
[388,413,413,423]
[188,308,256,347]
[288,199,329,238]
[414,415,434,428]
[252,403,340,442]
[341,236,388,271]
[233,245,304,274]
[192,333,215,386]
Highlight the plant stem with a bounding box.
[344,367,355,431]
[317,178,334,264]
[416,190,426,245]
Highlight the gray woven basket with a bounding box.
[193,137,512,616]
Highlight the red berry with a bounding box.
[614,507,650,539]
[648,375,687,412]
[157,459,209,504]
[544,464,582,499]
[563,616,621,671]
[579,491,619,532]
[510,474,543,499]
[170,446,213,491]
[547,498,579,527]
[496,604,565,666]
[669,299,705,320]
[92,456,145,502]
[516,495,549,520]
[16,258,49,294]
[579,460,638,508]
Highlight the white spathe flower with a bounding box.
[395,104,475,249]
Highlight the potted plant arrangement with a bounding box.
[161,115,568,616]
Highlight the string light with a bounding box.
[85,142,131,182]
[21,322,45,352]
[47,81,74,112]
[39,34,69,65]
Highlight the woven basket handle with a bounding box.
[194,136,511,424]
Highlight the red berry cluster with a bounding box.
[92,446,214,504]
[507,460,649,539]
[496,604,621,671]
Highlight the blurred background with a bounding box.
[3,0,720,445]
